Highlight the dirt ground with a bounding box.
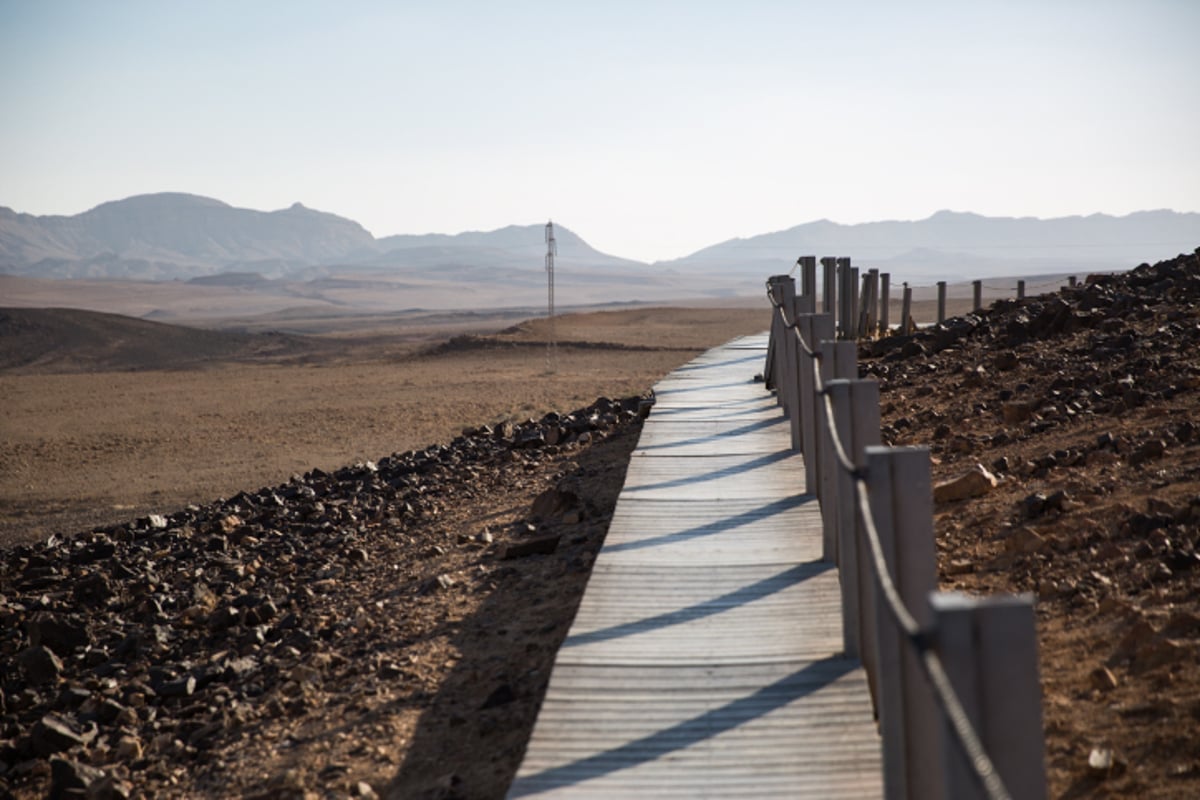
[0,306,767,550]
[861,251,1200,798]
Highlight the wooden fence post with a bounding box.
[824,378,880,658]
[930,593,1047,800]
[972,280,982,312]
[765,276,785,390]
[778,276,798,419]
[901,283,912,335]
[822,256,837,315]
[798,314,834,496]
[851,266,861,339]
[818,342,857,563]
[800,256,817,302]
[849,379,882,697]
[837,257,853,339]
[1017,280,1026,300]
[866,269,880,338]
[880,273,891,335]
[789,289,815,454]
[824,379,859,655]
[936,281,947,325]
[866,446,940,800]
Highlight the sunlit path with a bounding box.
[509,334,882,798]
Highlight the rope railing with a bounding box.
[763,266,1048,800]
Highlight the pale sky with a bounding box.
[2,0,1198,263]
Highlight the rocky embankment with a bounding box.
[0,396,650,799]
[864,248,1200,797]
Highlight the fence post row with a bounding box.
[767,262,1047,800]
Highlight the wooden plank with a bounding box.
[509,335,882,798]
[600,497,818,566]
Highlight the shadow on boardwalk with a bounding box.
[507,655,856,797]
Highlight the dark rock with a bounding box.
[1023,493,1048,519]
[31,714,85,756]
[503,535,562,559]
[72,572,114,604]
[28,613,91,656]
[156,675,196,698]
[1130,439,1167,466]
[49,757,106,799]
[19,646,64,685]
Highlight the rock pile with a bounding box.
[861,248,1200,795]
[0,395,649,799]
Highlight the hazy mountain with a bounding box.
[666,210,1200,282]
[2,195,1197,288]
[0,194,635,280]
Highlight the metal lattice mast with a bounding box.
[545,220,557,373]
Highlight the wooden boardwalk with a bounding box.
[508,334,882,798]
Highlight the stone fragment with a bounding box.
[49,757,106,797]
[1002,401,1034,424]
[157,675,196,698]
[1088,748,1124,779]
[502,535,562,559]
[28,613,91,656]
[19,645,64,684]
[1089,666,1118,692]
[116,734,143,759]
[932,464,998,503]
[1129,439,1167,466]
[31,714,86,756]
[943,559,975,575]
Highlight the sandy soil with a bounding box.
[0,306,767,549]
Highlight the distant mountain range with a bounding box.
[0,193,638,281]
[664,209,1200,283]
[1,193,1198,287]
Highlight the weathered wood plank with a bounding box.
[509,335,882,798]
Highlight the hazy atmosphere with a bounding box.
[3,0,1198,263]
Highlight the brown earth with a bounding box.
[0,305,767,551]
[862,249,1200,798]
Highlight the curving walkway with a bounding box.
[508,334,882,798]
